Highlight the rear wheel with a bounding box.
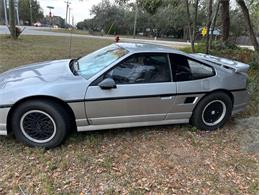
[191,92,232,130]
[11,100,70,148]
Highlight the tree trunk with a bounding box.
[191,0,199,53]
[185,0,194,52]
[209,0,221,48]
[185,0,199,53]
[205,0,213,54]
[8,0,17,39]
[220,0,230,43]
[236,0,259,52]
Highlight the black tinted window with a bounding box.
[170,54,214,81]
[105,53,171,84]
[188,59,215,79]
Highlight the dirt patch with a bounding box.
[235,117,259,154]
[0,123,258,194]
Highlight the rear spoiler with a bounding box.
[190,53,249,73]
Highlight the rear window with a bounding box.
[188,59,215,79]
[169,54,215,81]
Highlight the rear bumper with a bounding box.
[231,89,249,115]
[0,107,10,135]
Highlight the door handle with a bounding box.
[160,96,173,100]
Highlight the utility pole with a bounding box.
[68,7,71,25]
[29,0,33,25]
[64,0,71,27]
[3,0,8,25]
[133,3,138,39]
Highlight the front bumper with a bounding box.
[0,107,10,135]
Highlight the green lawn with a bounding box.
[38,28,92,35]
[0,35,113,72]
[0,35,258,194]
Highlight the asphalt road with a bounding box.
[0,25,254,50]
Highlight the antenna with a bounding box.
[68,5,73,58]
[69,28,73,58]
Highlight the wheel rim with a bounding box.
[202,100,226,126]
[20,110,56,144]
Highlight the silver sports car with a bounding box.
[0,43,249,148]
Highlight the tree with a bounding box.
[138,0,162,14]
[8,0,17,39]
[19,0,44,24]
[87,0,127,34]
[0,0,5,24]
[205,0,213,53]
[185,0,199,53]
[115,0,161,12]
[209,0,221,48]
[220,0,230,42]
[236,0,259,52]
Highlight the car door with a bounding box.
[165,53,216,120]
[85,53,177,125]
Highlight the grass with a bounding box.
[0,35,113,72]
[38,28,92,35]
[0,35,258,194]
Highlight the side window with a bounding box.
[105,53,171,84]
[170,54,214,81]
[188,59,215,79]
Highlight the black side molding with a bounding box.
[0,104,13,109]
[64,88,247,103]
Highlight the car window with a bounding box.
[77,44,128,80]
[188,59,215,79]
[104,53,171,84]
[170,54,214,81]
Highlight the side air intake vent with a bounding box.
[184,97,196,104]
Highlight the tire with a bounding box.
[11,100,70,148]
[191,92,232,131]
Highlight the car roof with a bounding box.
[115,42,185,55]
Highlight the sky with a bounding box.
[38,0,106,24]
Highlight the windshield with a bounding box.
[77,44,128,79]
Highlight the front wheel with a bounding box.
[191,92,232,130]
[11,100,70,148]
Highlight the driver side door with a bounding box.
[85,53,177,126]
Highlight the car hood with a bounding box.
[0,59,73,85]
[0,59,89,105]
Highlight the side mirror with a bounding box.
[98,78,117,89]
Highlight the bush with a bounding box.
[248,52,259,70]
[210,40,239,50]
